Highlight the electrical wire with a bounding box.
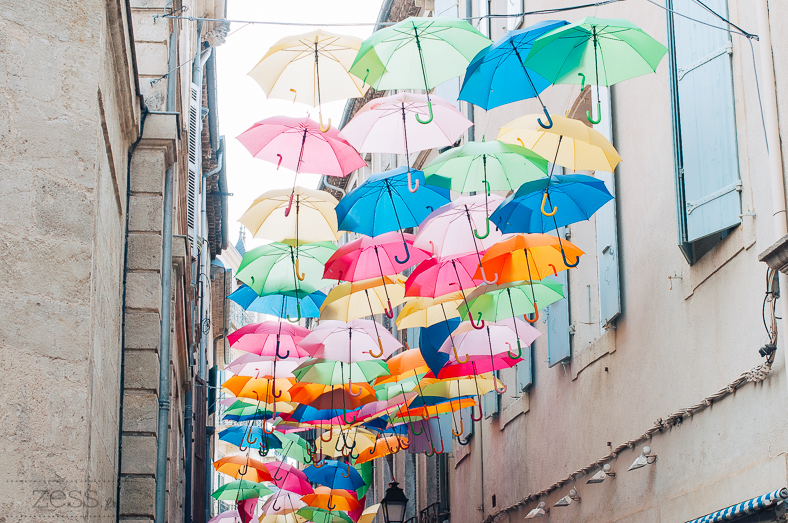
[643,0,757,40]
[689,0,755,39]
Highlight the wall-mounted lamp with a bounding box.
[553,489,580,507]
[628,446,657,471]
[524,502,547,519]
[587,464,616,484]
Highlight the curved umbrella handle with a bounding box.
[369,436,379,455]
[452,418,464,437]
[540,192,557,217]
[286,303,302,324]
[272,497,284,512]
[319,113,332,133]
[561,246,580,268]
[421,409,431,421]
[342,410,357,425]
[587,101,602,125]
[320,430,333,443]
[362,69,370,87]
[273,469,286,482]
[394,242,411,265]
[480,266,498,285]
[349,446,360,461]
[537,107,553,130]
[548,263,558,277]
[481,179,491,197]
[524,302,539,323]
[284,192,295,217]
[383,299,394,319]
[275,341,291,360]
[327,496,337,511]
[474,217,490,240]
[409,419,423,435]
[434,439,445,454]
[425,441,436,457]
[276,154,283,170]
[415,99,434,125]
[578,73,586,92]
[305,439,317,454]
[456,434,471,446]
[341,463,352,478]
[238,462,249,476]
[262,420,275,435]
[453,346,469,364]
[369,338,384,358]
[495,381,508,394]
[407,170,420,193]
[348,380,363,397]
[398,435,410,450]
[259,438,270,457]
[428,241,436,256]
[246,429,259,446]
[469,312,485,330]
[295,258,306,282]
[506,340,522,359]
[471,403,483,422]
[516,138,526,149]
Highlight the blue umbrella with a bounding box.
[419,319,458,377]
[459,20,570,127]
[335,167,450,264]
[228,285,326,318]
[219,426,283,455]
[304,460,364,490]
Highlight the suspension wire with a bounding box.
[643,0,757,40]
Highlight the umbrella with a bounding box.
[439,318,541,369]
[299,319,402,361]
[349,17,491,123]
[304,460,365,491]
[239,187,340,243]
[260,514,304,523]
[248,29,369,131]
[525,17,668,123]
[459,20,571,120]
[338,92,472,191]
[419,319,457,377]
[294,359,390,388]
[264,461,314,495]
[261,490,308,515]
[335,167,451,264]
[474,233,584,285]
[319,276,407,322]
[354,435,407,464]
[213,454,275,483]
[226,354,304,378]
[223,400,292,423]
[222,376,294,402]
[211,479,272,501]
[228,321,311,359]
[302,487,361,512]
[296,508,354,523]
[497,113,622,173]
[228,286,326,319]
[219,426,284,455]
[210,509,245,523]
[435,355,522,380]
[395,293,464,330]
[289,383,378,411]
[459,279,564,324]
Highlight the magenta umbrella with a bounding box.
[338,92,472,192]
[228,321,311,359]
[263,462,314,496]
[225,354,305,378]
[299,319,402,361]
[237,116,366,214]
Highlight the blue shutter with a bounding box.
[434,0,461,109]
[546,270,571,367]
[671,0,741,243]
[516,331,533,390]
[593,87,621,327]
[483,371,500,417]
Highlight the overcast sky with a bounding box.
[216,0,384,249]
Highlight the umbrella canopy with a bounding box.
[459,279,564,322]
[260,514,304,523]
[382,349,430,378]
[474,233,584,284]
[354,435,407,464]
[294,359,390,387]
[211,479,272,501]
[261,490,308,515]
[319,276,407,322]
[290,383,378,411]
[226,354,304,378]
[213,454,275,483]
[395,294,464,329]
[459,20,571,111]
[219,426,285,452]
[228,321,311,359]
[435,354,522,379]
[240,187,340,243]
[419,374,502,398]
[302,487,361,512]
[299,319,402,361]
[228,287,326,319]
[210,509,245,523]
[323,232,430,283]
[404,253,482,299]
[297,508,354,523]
[222,400,275,422]
[439,318,541,363]
[304,460,365,491]
[222,376,294,402]
[419,320,457,377]
[264,462,314,495]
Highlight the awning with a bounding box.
[685,488,788,523]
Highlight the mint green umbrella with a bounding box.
[524,17,667,123]
[211,479,272,501]
[294,359,389,387]
[297,508,354,523]
[350,17,490,123]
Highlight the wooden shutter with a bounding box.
[670,0,741,243]
[546,271,571,367]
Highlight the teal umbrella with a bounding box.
[524,17,667,123]
[293,359,390,387]
[211,479,272,501]
[350,17,491,123]
[458,279,565,325]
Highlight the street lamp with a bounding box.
[380,480,409,523]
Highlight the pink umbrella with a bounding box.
[263,462,314,496]
[435,356,521,379]
[261,489,307,514]
[338,92,472,192]
[209,509,244,523]
[404,254,484,320]
[237,116,366,214]
[228,321,311,359]
[226,353,305,378]
[439,318,540,366]
[299,319,402,361]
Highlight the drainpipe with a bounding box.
[754,1,788,385]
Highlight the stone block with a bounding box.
[0,166,35,230]
[120,434,157,475]
[132,14,172,43]
[122,392,159,434]
[8,33,58,102]
[139,78,168,112]
[129,233,162,271]
[131,0,171,8]
[124,350,160,391]
[34,175,94,243]
[126,272,162,311]
[125,312,161,349]
[119,476,156,518]
[130,148,166,194]
[129,194,163,232]
[134,42,169,76]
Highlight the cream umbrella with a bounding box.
[239,187,340,243]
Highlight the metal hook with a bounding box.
[540,191,557,217]
[407,170,419,193]
[453,346,469,364]
[480,266,498,285]
[394,242,411,265]
[469,311,485,330]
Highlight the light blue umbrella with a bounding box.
[228,285,326,318]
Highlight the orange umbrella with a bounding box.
[390,397,477,423]
[302,487,361,512]
[374,349,430,385]
[289,382,377,410]
[213,454,275,483]
[473,233,583,284]
[223,376,295,402]
[354,435,407,465]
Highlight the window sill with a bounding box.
[454,437,471,466]
[499,393,530,430]
[571,327,616,381]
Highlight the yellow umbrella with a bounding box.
[260,513,306,523]
[395,292,465,329]
[497,114,622,172]
[419,374,502,398]
[357,504,381,523]
[240,187,340,243]
[313,427,379,457]
[320,276,407,322]
[248,29,370,131]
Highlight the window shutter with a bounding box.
[546,270,571,367]
[188,81,202,246]
[483,371,500,417]
[670,0,741,243]
[516,335,533,391]
[506,0,524,31]
[593,87,621,328]
[434,0,461,109]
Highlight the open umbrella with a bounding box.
[297,508,354,523]
[261,490,308,515]
[304,460,365,491]
[395,293,464,330]
[211,479,272,501]
[228,286,326,319]
[213,454,275,483]
[226,354,304,378]
[299,319,402,361]
[289,383,378,411]
[260,513,304,523]
[302,487,361,512]
[209,509,245,523]
[440,318,540,374]
[319,277,407,322]
[459,279,564,324]
[228,321,310,359]
[240,187,340,243]
[222,376,294,402]
[474,233,584,285]
[264,462,314,496]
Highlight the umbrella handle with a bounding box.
[239,439,249,452]
[273,469,285,482]
[275,341,291,360]
[471,403,483,422]
[453,346,469,364]
[416,99,434,124]
[407,170,420,193]
[276,154,283,170]
[341,462,352,478]
[319,113,332,133]
[481,179,491,197]
[452,418,464,437]
[238,462,249,476]
[474,217,491,240]
[290,88,298,103]
[272,497,284,511]
[246,429,259,446]
[516,138,526,149]
[548,263,558,277]
[295,258,306,281]
[383,300,394,319]
[349,446,360,460]
[348,381,363,397]
[434,439,445,454]
[425,441,436,457]
[540,192,557,217]
[394,242,411,265]
[578,73,586,92]
[524,302,539,323]
[286,303,302,323]
[342,411,357,425]
[537,107,554,130]
[506,340,522,359]
[428,241,435,256]
[495,381,508,394]
[456,434,471,446]
[262,421,275,435]
[305,439,317,454]
[561,246,581,268]
[409,419,424,435]
[398,435,410,450]
[469,311,485,330]
[480,266,498,285]
[327,496,337,511]
[284,193,295,217]
[362,69,370,87]
[320,430,333,443]
[259,438,270,457]
[587,102,602,125]
[369,338,384,358]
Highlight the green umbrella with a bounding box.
[354,461,373,499]
[222,400,274,422]
[458,279,564,327]
[350,17,490,124]
[275,431,312,464]
[373,378,420,402]
[211,479,272,501]
[294,359,390,386]
[297,508,354,523]
[524,17,667,123]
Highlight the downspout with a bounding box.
[755,1,788,388]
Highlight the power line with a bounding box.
[643,0,758,40]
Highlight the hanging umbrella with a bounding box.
[228,321,311,359]
[276,431,316,465]
[419,319,457,377]
[210,509,245,523]
[435,355,522,380]
[304,460,365,491]
[419,374,502,399]
[212,480,272,501]
[338,92,472,191]
[260,514,304,523]
[335,167,451,264]
[302,487,361,512]
[219,426,285,455]
[353,434,406,464]
[319,276,407,322]
[525,17,668,123]
[297,508,354,523]
[261,490,308,515]
[289,383,378,411]
[459,20,571,121]
[226,354,304,379]
[459,279,564,324]
[223,400,291,423]
[497,113,622,173]
[299,319,402,361]
[439,318,540,368]
[248,29,370,131]
[395,293,464,330]
[228,286,326,319]
[222,376,294,402]
[474,233,584,285]
[213,455,275,483]
[240,187,340,243]
[350,17,491,123]
[264,462,314,495]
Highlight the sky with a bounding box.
[216,0,384,250]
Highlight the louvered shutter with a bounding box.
[546,270,571,367]
[188,82,201,247]
[671,0,741,243]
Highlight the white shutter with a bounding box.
[188,82,201,246]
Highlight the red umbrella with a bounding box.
[263,461,314,495]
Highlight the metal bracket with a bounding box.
[686,181,741,215]
[678,43,732,81]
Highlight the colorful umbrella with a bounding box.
[223,400,281,423]
[294,359,390,387]
[419,319,457,377]
[289,383,378,411]
[228,321,311,359]
[261,490,308,515]
[319,276,407,322]
[474,233,584,284]
[459,279,564,324]
[219,426,284,455]
[323,232,430,282]
[353,434,406,464]
[228,286,326,319]
[302,487,361,512]
[222,375,294,402]
[264,461,314,495]
[213,454,275,483]
[260,514,304,523]
[226,354,304,378]
[211,479,272,501]
[440,318,540,369]
[404,254,482,327]
[297,508,354,523]
[395,293,464,330]
[299,319,402,361]
[240,187,340,243]
[209,509,245,523]
[304,460,365,491]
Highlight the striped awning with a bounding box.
[685,488,788,523]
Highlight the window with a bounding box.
[667,0,741,263]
